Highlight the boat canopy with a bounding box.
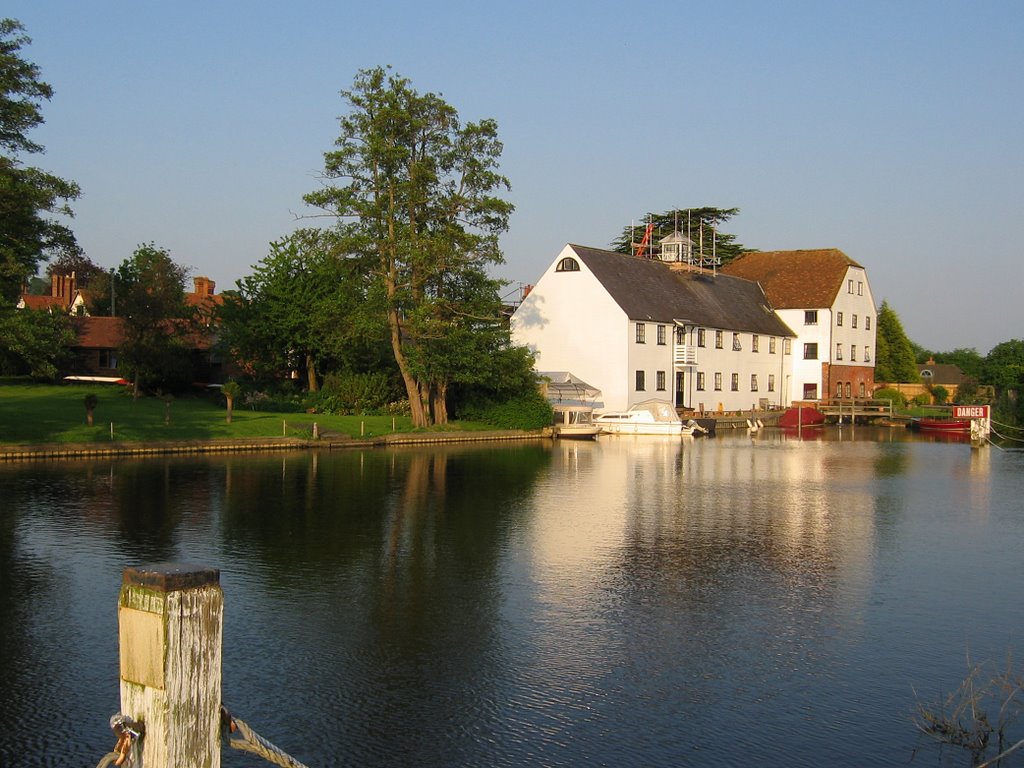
[538,371,604,409]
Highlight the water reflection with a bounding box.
[1,433,1020,768]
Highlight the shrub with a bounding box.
[931,385,949,405]
[459,391,553,430]
[911,392,931,407]
[311,372,401,415]
[874,387,907,409]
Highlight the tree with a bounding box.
[874,301,919,383]
[217,228,388,391]
[0,19,81,301]
[115,243,193,395]
[982,340,1024,392]
[0,305,74,378]
[83,393,97,426]
[46,251,106,288]
[221,380,240,424]
[304,67,514,427]
[610,207,749,264]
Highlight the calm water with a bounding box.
[1,428,1022,767]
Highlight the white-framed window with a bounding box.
[865,316,872,331]
[864,348,872,362]
[804,343,818,360]
[835,343,843,360]
[770,337,777,354]
[837,311,843,326]
[714,372,722,391]
[732,332,741,351]
[858,281,864,296]
[697,372,706,391]
[731,373,739,391]
[715,330,723,349]
[635,370,645,391]
[851,345,857,362]
[768,374,775,392]
[656,370,666,391]
[784,338,792,355]
[750,374,758,391]
[697,328,706,347]
[657,325,666,345]
[852,314,858,329]
[848,279,854,294]
[752,335,759,352]
[805,310,818,325]
[556,257,580,272]
[636,323,646,343]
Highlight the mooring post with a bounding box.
[118,563,223,768]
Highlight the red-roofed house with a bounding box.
[721,249,877,401]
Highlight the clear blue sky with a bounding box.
[10,0,1023,353]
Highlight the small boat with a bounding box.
[778,406,827,428]
[551,405,601,439]
[910,417,972,434]
[595,399,708,436]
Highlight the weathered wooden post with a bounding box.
[118,564,223,768]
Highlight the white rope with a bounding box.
[225,714,311,768]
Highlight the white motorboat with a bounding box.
[595,399,707,436]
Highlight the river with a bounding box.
[1,427,1022,767]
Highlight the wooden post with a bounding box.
[118,564,223,768]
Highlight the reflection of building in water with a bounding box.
[523,435,879,649]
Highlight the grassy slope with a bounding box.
[0,379,489,445]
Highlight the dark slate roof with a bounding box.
[720,249,863,309]
[917,362,967,385]
[569,245,795,337]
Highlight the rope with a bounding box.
[95,754,121,768]
[223,710,310,768]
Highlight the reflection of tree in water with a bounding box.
[217,443,550,765]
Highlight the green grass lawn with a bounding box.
[0,378,490,445]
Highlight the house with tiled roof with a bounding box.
[721,249,877,401]
[511,243,796,413]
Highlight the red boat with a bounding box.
[911,417,972,434]
[778,406,827,428]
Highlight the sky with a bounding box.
[8,0,1023,354]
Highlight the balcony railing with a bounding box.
[674,345,697,366]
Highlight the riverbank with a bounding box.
[0,429,549,462]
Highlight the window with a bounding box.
[715,330,723,349]
[675,326,685,344]
[784,338,792,355]
[848,279,854,294]
[768,374,775,392]
[99,350,118,369]
[852,314,858,329]
[657,325,666,345]
[803,383,818,399]
[864,348,872,362]
[865,316,872,331]
[556,257,580,272]
[635,370,645,391]
[750,374,758,391]
[846,382,852,398]
[858,281,864,296]
[636,323,646,343]
[770,337,777,354]
[656,371,666,391]
[732,332,741,351]
[835,343,843,360]
[836,311,843,326]
[752,335,759,352]
[851,345,857,362]
[805,310,818,325]
[730,373,739,391]
[697,372,706,391]
[714,372,722,391]
[697,328,706,347]
[804,343,818,360]
[836,382,843,398]
[859,382,866,397]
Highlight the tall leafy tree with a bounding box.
[304,66,514,427]
[115,243,193,394]
[610,207,749,264]
[0,19,81,302]
[982,340,1024,392]
[874,300,919,383]
[217,228,387,390]
[0,307,73,378]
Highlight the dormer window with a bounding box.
[556,257,580,272]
